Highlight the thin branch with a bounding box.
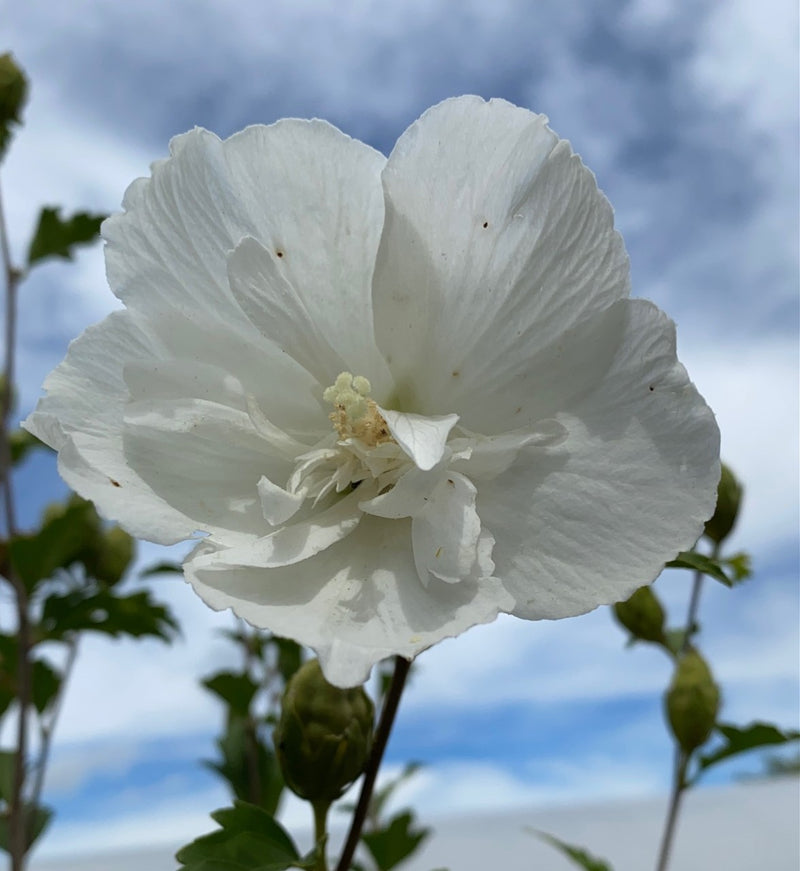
[655,750,689,871]
[29,637,80,813]
[0,174,34,871]
[335,656,411,871]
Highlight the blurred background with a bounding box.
[2,0,798,867]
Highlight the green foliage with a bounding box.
[8,428,47,465]
[205,716,285,817]
[361,811,429,871]
[27,207,105,267]
[31,659,61,714]
[0,52,28,159]
[665,651,720,754]
[694,722,800,782]
[175,800,311,870]
[0,635,18,719]
[0,751,14,802]
[9,496,102,593]
[665,551,733,587]
[139,560,183,577]
[721,551,752,583]
[0,802,53,856]
[39,587,178,642]
[531,831,614,871]
[204,672,260,718]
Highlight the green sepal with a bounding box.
[361,810,430,871]
[612,586,666,645]
[175,800,300,870]
[666,551,733,587]
[27,207,106,267]
[692,721,800,784]
[531,830,614,870]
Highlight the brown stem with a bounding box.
[334,656,411,871]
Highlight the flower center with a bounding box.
[322,372,393,448]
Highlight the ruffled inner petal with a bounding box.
[412,472,489,586]
[378,407,459,470]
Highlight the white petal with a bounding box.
[478,299,721,619]
[257,476,305,526]
[453,422,567,480]
[191,490,365,569]
[185,516,514,687]
[358,463,444,519]
[227,236,349,385]
[23,311,228,545]
[412,473,487,585]
[372,96,629,429]
[378,408,459,471]
[222,121,393,396]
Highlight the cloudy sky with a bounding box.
[2,0,798,866]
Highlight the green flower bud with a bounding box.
[613,586,666,643]
[666,650,720,753]
[0,53,28,157]
[704,463,743,545]
[89,526,136,586]
[274,659,374,803]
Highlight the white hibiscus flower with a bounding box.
[24,97,720,687]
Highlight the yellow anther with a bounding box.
[323,372,392,447]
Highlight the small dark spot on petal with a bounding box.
[276,250,284,258]
[452,370,460,377]
[514,406,522,414]
[447,478,455,486]
[482,221,489,228]
[109,478,121,487]
[649,385,655,392]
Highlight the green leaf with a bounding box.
[722,552,752,583]
[273,637,302,684]
[204,716,284,815]
[10,497,102,593]
[203,672,259,717]
[666,551,733,587]
[40,588,178,642]
[531,831,614,871]
[0,53,28,160]
[695,722,800,780]
[27,207,106,267]
[139,560,183,577]
[31,659,61,714]
[361,811,429,871]
[176,800,299,870]
[0,750,15,802]
[8,429,49,465]
[0,802,53,855]
[0,635,18,719]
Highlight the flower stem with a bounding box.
[312,800,331,871]
[334,655,411,871]
[654,541,720,871]
[655,749,689,871]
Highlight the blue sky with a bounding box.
[2,0,798,862]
